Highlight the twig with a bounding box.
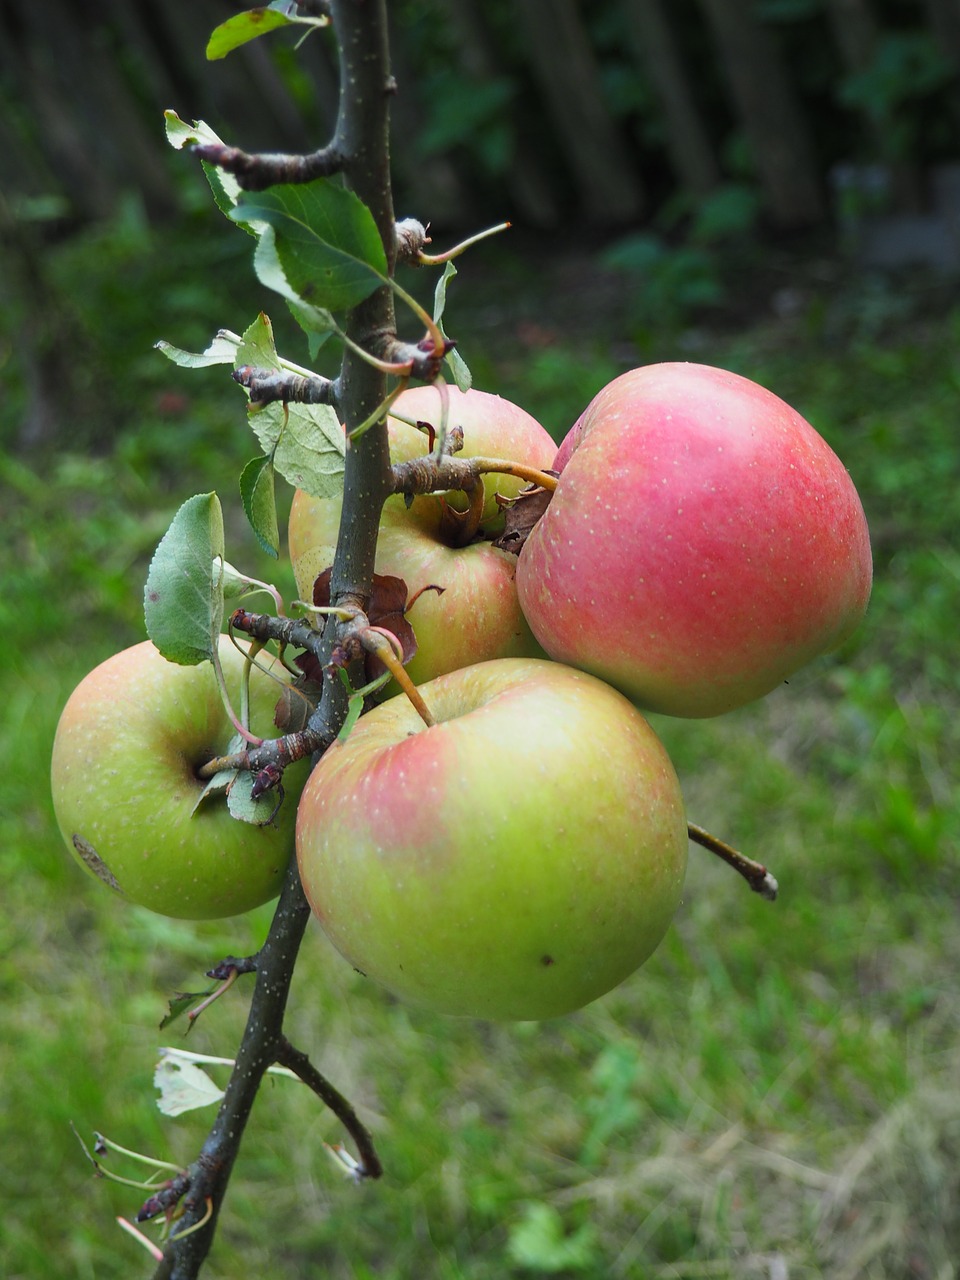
[688,822,779,900]
[191,143,345,192]
[274,1036,382,1179]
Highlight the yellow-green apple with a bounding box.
[296,657,688,1020]
[516,363,872,717]
[288,385,556,684]
[50,638,308,919]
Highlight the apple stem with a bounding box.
[361,626,436,727]
[116,1217,165,1262]
[687,822,779,901]
[417,220,511,265]
[470,457,559,492]
[210,647,263,748]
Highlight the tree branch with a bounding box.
[150,3,400,1275]
[150,857,313,1279]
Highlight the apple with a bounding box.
[516,363,872,717]
[288,385,557,685]
[50,638,308,919]
[296,657,688,1020]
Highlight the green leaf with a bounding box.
[162,110,254,227]
[159,988,217,1031]
[235,315,345,499]
[144,493,225,665]
[207,2,329,60]
[433,260,456,328]
[207,7,292,60]
[219,559,275,603]
[154,332,237,368]
[250,404,346,499]
[506,1203,598,1273]
[237,311,280,369]
[433,262,472,391]
[226,771,286,826]
[231,180,389,312]
[239,455,280,558]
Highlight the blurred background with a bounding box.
[2,2,959,1278]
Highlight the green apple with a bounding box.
[517,362,873,717]
[288,385,557,685]
[50,638,308,919]
[296,658,688,1020]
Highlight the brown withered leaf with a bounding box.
[492,474,557,554]
[312,568,418,681]
[274,678,322,733]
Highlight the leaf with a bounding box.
[162,110,254,226]
[218,559,275,603]
[231,180,389,312]
[337,690,366,744]
[506,1203,598,1274]
[206,7,293,60]
[154,1055,225,1117]
[239,455,280,558]
[433,260,456,328]
[206,2,329,60]
[159,989,217,1031]
[254,404,345,499]
[191,731,245,816]
[226,771,286,826]
[144,494,225,665]
[237,311,281,369]
[154,332,238,368]
[235,315,345,499]
[314,569,418,680]
[492,478,557,555]
[432,261,471,391]
[273,679,321,734]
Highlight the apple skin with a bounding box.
[288,386,557,685]
[296,657,688,1020]
[516,363,873,718]
[50,638,308,920]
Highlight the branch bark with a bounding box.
[151,3,398,1274]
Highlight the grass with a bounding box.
[1,211,958,1279]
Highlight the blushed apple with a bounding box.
[296,657,688,1020]
[516,363,872,717]
[288,385,557,685]
[50,638,308,919]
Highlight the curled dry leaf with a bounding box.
[299,569,419,684]
[492,475,557,554]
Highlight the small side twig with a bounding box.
[688,822,779,900]
[274,1036,383,1179]
[191,143,345,191]
[233,366,340,408]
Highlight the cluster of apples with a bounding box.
[51,364,871,1021]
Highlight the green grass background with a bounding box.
[2,208,958,1278]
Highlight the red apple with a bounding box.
[50,638,308,919]
[516,363,872,717]
[296,658,688,1020]
[288,385,556,685]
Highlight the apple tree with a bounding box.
[50,3,871,1276]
